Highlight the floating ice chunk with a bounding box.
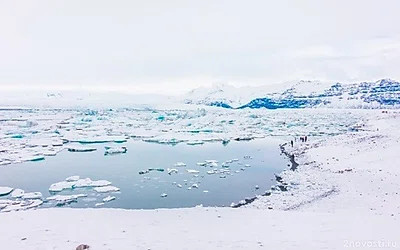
[207,170,217,175]
[187,187,192,190]
[232,159,239,162]
[67,147,96,152]
[95,203,104,207]
[73,178,93,188]
[191,184,199,189]
[1,200,43,212]
[221,162,230,168]
[139,170,150,175]
[21,192,42,199]
[167,168,178,175]
[103,196,116,202]
[94,186,120,193]
[205,160,218,164]
[160,193,168,198]
[209,162,218,168]
[219,169,230,173]
[66,176,80,182]
[24,155,45,162]
[245,164,251,168]
[49,181,75,192]
[225,160,234,164]
[187,169,200,174]
[235,170,240,173]
[0,187,13,196]
[187,141,204,145]
[47,194,86,203]
[240,168,246,171]
[90,180,112,187]
[255,185,260,190]
[104,146,127,155]
[11,189,24,198]
[203,190,209,193]
[219,175,227,178]
[174,162,186,167]
[177,184,183,188]
[197,162,207,166]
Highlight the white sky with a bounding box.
[1,0,400,95]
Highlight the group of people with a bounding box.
[290,135,308,147]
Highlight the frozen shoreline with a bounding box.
[0,110,399,249]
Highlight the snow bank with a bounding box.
[0,208,397,250]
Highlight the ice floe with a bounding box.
[66,175,80,182]
[186,169,200,174]
[103,196,116,202]
[94,186,120,193]
[167,168,178,175]
[174,162,186,167]
[160,193,168,198]
[0,187,13,196]
[67,146,96,152]
[49,181,75,192]
[11,189,24,198]
[104,146,127,155]
[21,192,42,199]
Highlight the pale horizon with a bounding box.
[1,0,400,95]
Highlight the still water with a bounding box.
[0,139,287,209]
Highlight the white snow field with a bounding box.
[0,109,399,249]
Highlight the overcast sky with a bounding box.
[1,0,400,95]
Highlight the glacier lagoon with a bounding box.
[0,138,286,209]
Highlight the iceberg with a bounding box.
[104,146,127,155]
[73,178,93,188]
[191,184,199,189]
[221,162,230,168]
[66,175,80,182]
[205,160,218,164]
[67,146,96,152]
[21,192,42,199]
[167,168,178,175]
[11,188,24,198]
[160,193,168,198]
[103,196,116,202]
[209,162,218,168]
[177,184,183,188]
[72,178,111,188]
[90,180,112,187]
[49,181,75,192]
[174,162,186,167]
[46,194,86,204]
[94,186,120,193]
[0,187,13,196]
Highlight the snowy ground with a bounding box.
[0,109,399,249]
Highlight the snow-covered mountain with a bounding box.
[182,79,400,109]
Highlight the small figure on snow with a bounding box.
[290,140,294,147]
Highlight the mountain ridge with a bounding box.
[182,79,400,109]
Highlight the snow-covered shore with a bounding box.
[0,111,399,249]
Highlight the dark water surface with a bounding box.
[0,139,287,209]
